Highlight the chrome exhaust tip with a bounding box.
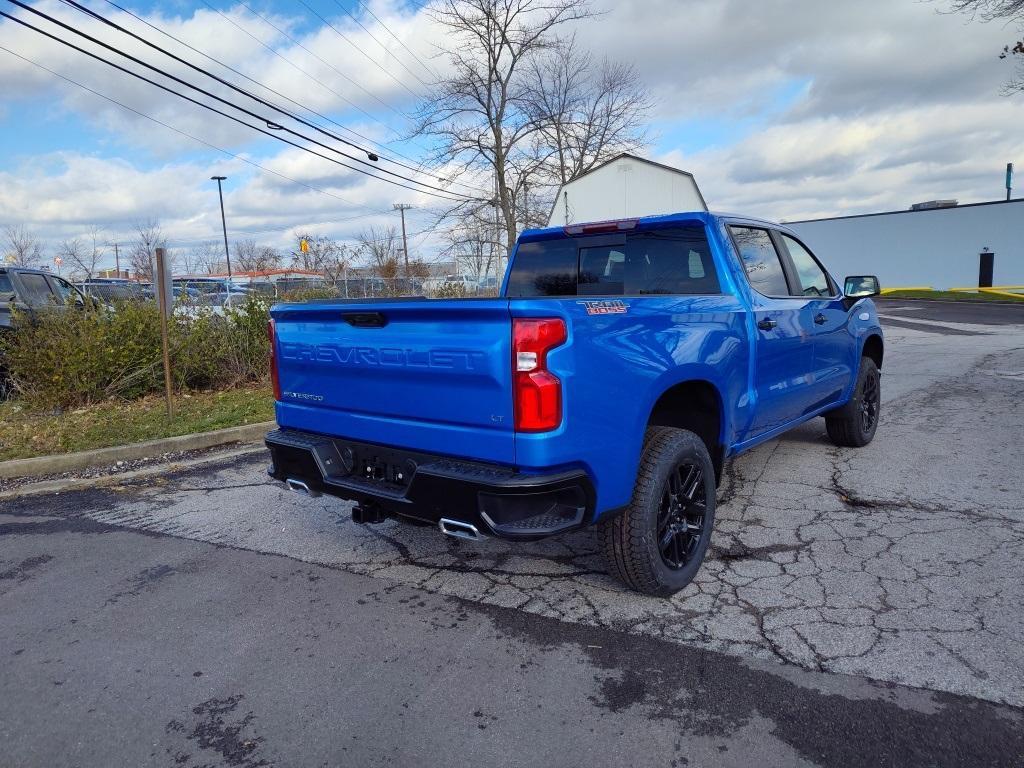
[286,478,321,497]
[438,518,481,541]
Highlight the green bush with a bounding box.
[0,294,271,409]
[430,282,468,299]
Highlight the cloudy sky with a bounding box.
[0,0,1021,272]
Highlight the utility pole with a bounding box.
[112,242,120,277]
[393,204,412,278]
[211,175,233,284]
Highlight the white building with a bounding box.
[544,153,1021,288]
[546,153,707,227]
[787,199,1024,289]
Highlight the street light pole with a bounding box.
[211,176,232,282]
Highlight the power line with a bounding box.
[229,0,422,113]
[196,0,405,125]
[0,44,390,214]
[46,0,477,198]
[293,0,424,98]
[95,0,466,190]
[324,0,433,87]
[343,0,440,83]
[0,11,461,203]
[2,3,475,202]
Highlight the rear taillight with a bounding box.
[513,318,567,432]
[268,319,281,401]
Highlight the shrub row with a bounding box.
[0,295,271,409]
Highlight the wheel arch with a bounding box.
[862,333,884,369]
[646,379,726,484]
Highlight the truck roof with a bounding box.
[519,210,786,242]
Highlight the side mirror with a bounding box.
[844,275,880,299]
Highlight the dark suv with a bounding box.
[1,267,90,397]
[1,267,88,328]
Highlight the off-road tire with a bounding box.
[825,356,880,447]
[599,427,716,597]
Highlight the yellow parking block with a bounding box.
[880,287,933,294]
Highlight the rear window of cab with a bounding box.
[506,225,720,298]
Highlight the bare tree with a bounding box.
[443,208,501,282]
[233,239,282,272]
[61,226,106,280]
[946,0,1024,92]
[128,219,166,280]
[2,224,44,267]
[415,0,595,254]
[356,226,400,279]
[290,233,351,284]
[526,38,650,186]
[179,241,221,275]
[60,238,89,281]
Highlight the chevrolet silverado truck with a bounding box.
[265,212,883,596]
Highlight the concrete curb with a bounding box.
[0,421,274,480]
[0,444,268,501]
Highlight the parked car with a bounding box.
[78,280,151,303]
[264,211,883,596]
[1,267,93,398]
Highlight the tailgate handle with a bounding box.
[342,311,387,328]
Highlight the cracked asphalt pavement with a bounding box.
[2,300,1022,766]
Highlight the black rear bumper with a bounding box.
[265,429,595,540]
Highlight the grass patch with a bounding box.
[881,290,1024,302]
[0,384,274,462]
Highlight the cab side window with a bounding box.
[729,226,790,296]
[18,273,55,307]
[781,234,833,297]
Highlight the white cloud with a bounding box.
[0,0,1021,256]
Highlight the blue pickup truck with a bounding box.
[265,212,883,596]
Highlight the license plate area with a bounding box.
[337,441,428,494]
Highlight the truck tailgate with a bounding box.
[270,299,515,464]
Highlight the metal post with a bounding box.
[155,247,174,417]
[1007,162,1014,201]
[211,175,232,283]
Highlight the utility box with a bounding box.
[546,153,707,227]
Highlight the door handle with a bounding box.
[757,318,777,331]
[814,313,827,325]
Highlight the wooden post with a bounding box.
[155,247,174,417]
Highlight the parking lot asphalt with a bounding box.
[2,301,1023,766]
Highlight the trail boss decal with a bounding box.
[577,300,629,315]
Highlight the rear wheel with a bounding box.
[825,357,880,447]
[599,427,716,597]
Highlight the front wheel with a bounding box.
[825,356,880,447]
[599,427,716,597]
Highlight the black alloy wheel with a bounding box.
[860,368,879,433]
[657,461,707,570]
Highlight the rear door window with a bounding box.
[627,229,720,294]
[49,276,84,305]
[729,226,791,297]
[506,225,719,297]
[0,273,12,294]
[18,273,55,306]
